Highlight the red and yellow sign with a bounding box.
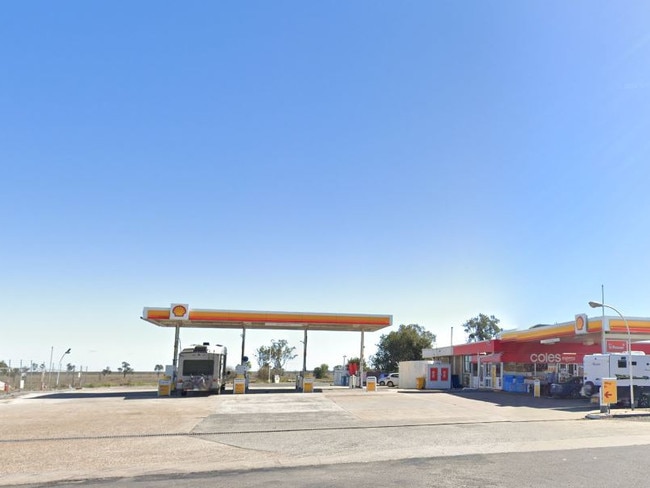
[575,314,587,335]
[169,303,189,321]
[602,378,617,405]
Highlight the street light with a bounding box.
[588,301,634,410]
[55,348,71,388]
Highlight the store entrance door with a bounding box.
[475,362,502,390]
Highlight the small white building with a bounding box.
[398,361,431,388]
[332,365,348,386]
[399,360,452,389]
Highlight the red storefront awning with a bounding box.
[470,353,502,364]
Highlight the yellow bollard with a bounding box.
[234,374,246,394]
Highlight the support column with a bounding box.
[241,328,246,364]
[302,329,308,373]
[359,330,365,388]
[172,325,180,369]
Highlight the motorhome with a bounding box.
[176,343,228,396]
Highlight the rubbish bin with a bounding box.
[416,377,425,390]
[366,376,377,392]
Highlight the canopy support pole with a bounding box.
[172,325,180,369]
[359,330,365,388]
[241,328,246,364]
[302,329,308,373]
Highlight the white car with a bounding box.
[380,373,399,387]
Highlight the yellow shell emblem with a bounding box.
[172,305,188,318]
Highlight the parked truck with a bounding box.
[176,342,229,396]
[582,352,650,407]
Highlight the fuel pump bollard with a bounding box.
[157,376,172,397]
[234,363,249,394]
[234,374,246,394]
[303,373,314,393]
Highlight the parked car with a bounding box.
[549,376,583,398]
[379,372,399,387]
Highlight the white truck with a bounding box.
[582,352,650,407]
[176,342,229,396]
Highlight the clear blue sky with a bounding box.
[2,2,650,372]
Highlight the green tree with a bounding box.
[313,363,329,379]
[257,364,274,382]
[102,366,112,377]
[118,362,134,378]
[154,364,164,377]
[254,348,271,369]
[254,339,297,373]
[66,363,76,386]
[462,314,501,342]
[371,324,436,373]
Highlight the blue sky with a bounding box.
[2,2,650,372]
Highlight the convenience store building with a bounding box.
[426,314,650,392]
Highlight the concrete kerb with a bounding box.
[585,409,650,420]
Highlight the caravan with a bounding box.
[582,352,650,407]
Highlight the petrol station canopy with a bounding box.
[142,306,393,332]
[498,315,650,346]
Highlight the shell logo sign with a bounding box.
[575,313,587,335]
[170,304,189,321]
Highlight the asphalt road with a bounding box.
[2,386,649,487]
[26,445,650,488]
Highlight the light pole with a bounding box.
[55,348,71,388]
[48,346,54,388]
[588,301,634,410]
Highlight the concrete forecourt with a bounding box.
[2,386,650,486]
